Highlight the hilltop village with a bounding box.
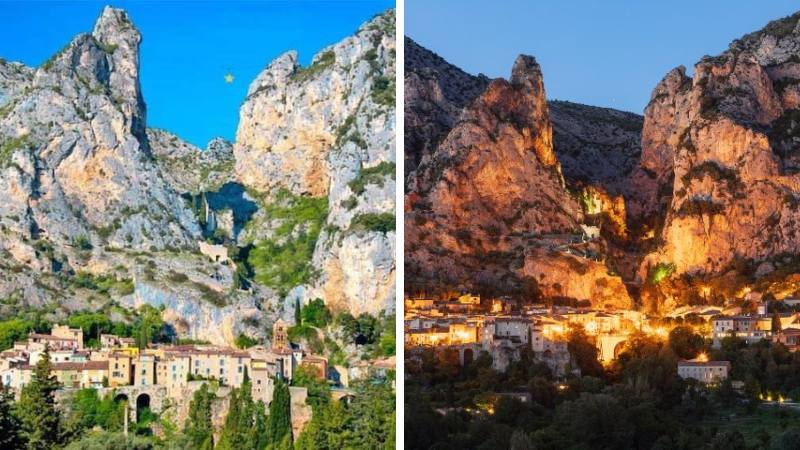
[0,318,394,436]
[404,291,800,384]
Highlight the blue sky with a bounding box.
[0,1,393,147]
[406,0,800,115]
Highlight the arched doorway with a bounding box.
[463,348,474,365]
[136,394,151,422]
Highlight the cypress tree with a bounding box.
[773,311,783,333]
[0,379,22,448]
[185,382,215,448]
[276,433,293,450]
[216,388,242,450]
[254,400,270,450]
[17,345,62,450]
[267,378,292,445]
[239,377,256,450]
[217,377,257,450]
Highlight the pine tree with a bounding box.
[0,379,22,448]
[322,400,353,448]
[349,382,393,448]
[267,378,292,445]
[185,383,215,448]
[17,345,62,450]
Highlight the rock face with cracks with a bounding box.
[405,12,800,308]
[404,41,632,309]
[234,10,396,316]
[0,6,397,345]
[628,11,800,280]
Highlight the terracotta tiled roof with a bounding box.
[52,361,108,371]
[28,334,76,341]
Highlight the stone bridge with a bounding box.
[449,343,484,366]
[408,342,574,377]
[331,387,357,404]
[98,385,169,421]
[596,334,628,363]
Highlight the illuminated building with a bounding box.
[677,360,730,383]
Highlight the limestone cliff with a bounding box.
[0,7,200,258]
[549,100,643,194]
[0,7,275,344]
[404,47,631,309]
[404,37,490,183]
[149,128,234,195]
[234,10,396,315]
[403,39,644,195]
[629,11,800,279]
[409,55,578,234]
[0,7,396,344]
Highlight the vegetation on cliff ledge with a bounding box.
[247,190,329,294]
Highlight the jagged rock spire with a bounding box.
[510,54,542,87]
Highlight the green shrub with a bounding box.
[649,262,676,284]
[97,42,118,54]
[677,198,725,217]
[0,100,18,119]
[681,161,741,192]
[0,134,31,168]
[235,333,259,349]
[350,213,395,234]
[341,197,358,210]
[248,190,329,294]
[72,236,93,251]
[291,50,335,84]
[167,271,189,283]
[301,298,332,328]
[371,75,395,107]
[348,161,396,195]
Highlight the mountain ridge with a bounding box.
[0,6,396,344]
